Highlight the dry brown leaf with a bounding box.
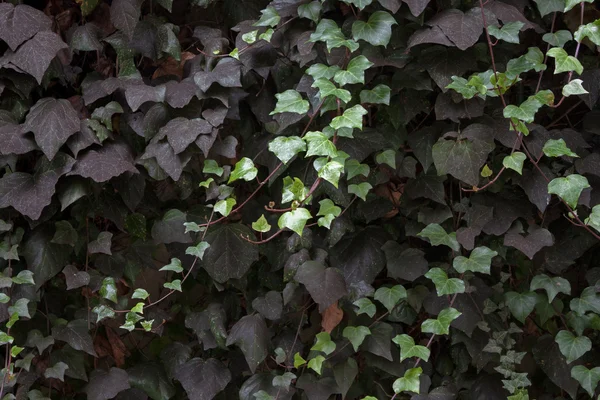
[152,52,196,80]
[321,301,343,333]
[105,327,129,367]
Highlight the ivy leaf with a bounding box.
[534,0,563,16]
[0,4,52,50]
[317,199,341,229]
[272,372,297,390]
[547,47,584,75]
[530,274,571,303]
[417,224,460,252]
[312,78,352,103]
[53,320,97,356]
[425,268,465,296]
[446,76,480,99]
[132,288,149,300]
[269,136,306,164]
[294,353,307,368]
[502,152,527,175]
[570,286,600,315]
[164,280,182,292]
[307,355,326,375]
[254,6,280,27]
[505,291,537,323]
[296,261,348,311]
[160,258,183,273]
[564,0,594,13]
[304,131,337,158]
[353,298,376,318]
[252,291,283,321]
[330,105,368,130]
[100,277,118,303]
[452,246,498,274]
[393,334,430,362]
[229,157,258,183]
[310,19,359,52]
[203,160,224,177]
[342,326,371,351]
[241,30,257,44]
[585,205,600,233]
[376,150,396,169]
[333,56,374,86]
[307,64,341,80]
[185,242,210,260]
[543,30,573,48]
[562,79,589,97]
[488,22,524,44]
[421,307,461,335]
[547,174,590,209]
[278,208,312,236]
[555,330,591,364]
[574,19,600,46]
[503,97,545,123]
[311,332,336,355]
[431,136,494,186]
[214,198,236,217]
[270,90,309,115]
[393,367,422,394]
[252,215,272,233]
[345,159,370,180]
[348,182,372,201]
[174,358,231,400]
[374,285,407,312]
[571,365,600,397]
[352,11,397,47]
[342,0,373,10]
[298,2,322,23]
[543,139,578,158]
[360,84,391,105]
[317,160,344,188]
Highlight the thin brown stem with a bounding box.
[535,12,557,94]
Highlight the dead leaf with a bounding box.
[105,327,129,367]
[321,301,343,333]
[152,52,196,80]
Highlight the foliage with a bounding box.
[0,0,600,399]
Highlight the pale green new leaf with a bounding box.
[348,182,372,201]
[555,330,591,363]
[374,285,407,312]
[304,131,337,157]
[562,79,589,97]
[330,105,368,130]
[254,6,280,27]
[132,288,149,300]
[352,11,397,47]
[446,76,479,99]
[417,224,460,252]
[543,138,578,157]
[164,279,182,292]
[270,90,310,115]
[392,334,430,362]
[278,208,312,236]
[242,30,258,44]
[425,268,465,296]
[376,149,396,169]
[393,367,422,394]
[294,352,306,368]
[312,78,352,103]
[421,307,461,335]
[360,84,391,105]
[269,136,306,164]
[308,355,325,375]
[307,64,341,80]
[342,326,371,351]
[585,205,600,233]
[185,241,210,259]
[203,159,224,176]
[547,47,584,75]
[488,22,524,44]
[453,246,498,274]
[530,274,571,303]
[543,30,573,48]
[345,159,370,180]
[342,0,373,10]
[574,19,600,46]
[229,157,258,183]
[333,55,374,86]
[354,298,376,318]
[214,198,236,217]
[252,215,272,233]
[311,332,336,355]
[547,174,590,209]
[502,152,527,175]
[160,258,183,273]
[100,277,118,303]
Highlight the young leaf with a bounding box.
[252,215,272,233]
[360,84,391,105]
[312,78,352,103]
[330,105,368,130]
[562,79,589,97]
[352,11,397,47]
[164,279,182,292]
[160,258,183,273]
[345,159,370,180]
[353,298,376,318]
[100,277,118,303]
[421,307,461,335]
[241,30,258,44]
[376,149,396,169]
[392,334,431,362]
[488,22,524,44]
[571,365,600,396]
[304,131,338,158]
[185,242,210,260]
[203,159,224,176]
[555,330,591,363]
[254,6,280,27]
[425,268,465,296]
[547,174,590,209]
[278,208,312,236]
[333,55,374,86]
[392,367,422,394]
[446,76,480,99]
[317,160,344,188]
[342,326,371,351]
[348,182,372,201]
[141,320,154,331]
[530,274,571,303]
[502,152,527,175]
[311,332,336,355]
[417,224,460,252]
[452,246,498,274]
[574,19,600,46]
[585,205,600,233]
[374,285,407,312]
[229,157,258,183]
[504,291,537,323]
[132,288,149,300]
[269,136,306,164]
[542,139,578,157]
[294,352,306,368]
[547,47,584,75]
[308,355,326,375]
[214,198,236,217]
[270,90,310,115]
[131,302,144,314]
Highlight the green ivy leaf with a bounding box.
[215,198,236,217]
[488,22,524,44]
[317,199,341,229]
[543,138,578,157]
[392,334,430,362]
[120,311,143,331]
[298,1,322,23]
[312,78,352,103]
[141,320,154,331]
[342,326,371,351]
[421,307,461,335]
[254,6,280,27]
[425,268,465,296]
[252,215,272,233]
[330,105,369,131]
[505,291,537,323]
[543,30,573,48]
[304,131,337,158]
[360,84,391,105]
[417,224,460,252]
[453,246,498,274]
[294,352,307,368]
[555,330,591,363]
[571,365,600,396]
[585,205,600,233]
[564,0,594,13]
[502,152,527,175]
[547,47,584,75]
[374,285,407,312]
[503,97,546,123]
[242,30,258,44]
[352,11,397,47]
[0,294,9,304]
[12,270,34,285]
[317,160,344,188]
[354,298,376,318]
[333,55,374,86]
[562,79,589,97]
[307,64,341,80]
[229,157,258,183]
[311,332,336,355]
[100,277,118,303]
[269,136,306,164]
[131,302,144,314]
[376,149,396,169]
[530,274,571,303]
[308,355,326,375]
[547,174,590,209]
[570,286,600,315]
[348,182,372,201]
[574,19,600,46]
[481,164,493,177]
[164,279,182,292]
[273,372,297,389]
[342,0,373,10]
[278,208,312,236]
[345,159,370,180]
[160,258,183,273]
[185,241,210,260]
[132,288,149,300]
[282,177,309,204]
[259,29,274,42]
[310,19,360,52]
[393,367,422,394]
[270,90,310,115]
[446,76,480,99]
[93,305,115,323]
[203,159,224,177]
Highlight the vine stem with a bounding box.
[535,12,557,94]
